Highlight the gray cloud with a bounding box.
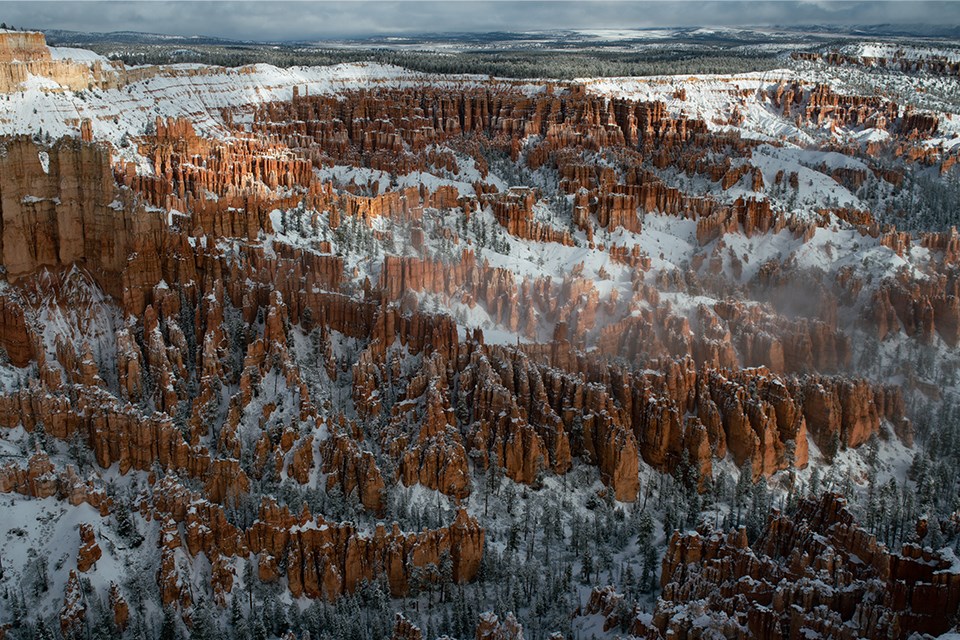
[2,1,956,40]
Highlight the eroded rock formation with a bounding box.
[0,37,950,631]
[649,494,960,639]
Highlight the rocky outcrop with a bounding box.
[150,475,484,602]
[0,452,111,514]
[793,49,960,78]
[76,523,102,572]
[0,31,51,63]
[581,586,627,632]
[392,614,424,640]
[59,570,86,637]
[870,270,960,347]
[0,137,167,314]
[798,376,905,452]
[0,292,34,366]
[652,494,960,639]
[0,31,128,93]
[476,612,525,640]
[157,520,192,610]
[282,506,485,599]
[108,583,129,632]
[319,431,387,515]
[487,188,575,244]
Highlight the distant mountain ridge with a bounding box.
[40,23,960,49]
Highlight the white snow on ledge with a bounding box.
[0,58,498,166]
[48,46,111,64]
[21,195,60,205]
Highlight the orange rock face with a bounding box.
[320,431,387,515]
[60,570,86,637]
[281,506,485,599]
[109,583,130,631]
[76,523,102,572]
[145,474,484,602]
[0,31,51,63]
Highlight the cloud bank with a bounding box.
[3,1,956,41]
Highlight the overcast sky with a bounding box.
[3,1,956,41]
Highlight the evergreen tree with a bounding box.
[189,599,216,640]
[809,467,823,497]
[114,494,143,547]
[746,478,770,542]
[579,546,594,584]
[735,460,753,508]
[34,618,55,640]
[636,511,657,592]
[159,606,179,640]
[824,431,841,462]
[229,594,245,631]
[924,514,945,551]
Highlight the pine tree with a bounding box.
[35,618,55,640]
[735,460,753,508]
[242,558,256,611]
[484,451,502,517]
[809,467,822,497]
[114,494,143,547]
[824,431,841,462]
[636,511,657,592]
[456,390,471,427]
[251,616,267,640]
[662,483,678,536]
[32,421,48,451]
[189,599,216,640]
[67,431,92,474]
[926,519,945,551]
[159,606,179,640]
[580,546,594,584]
[746,478,770,541]
[230,594,244,630]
